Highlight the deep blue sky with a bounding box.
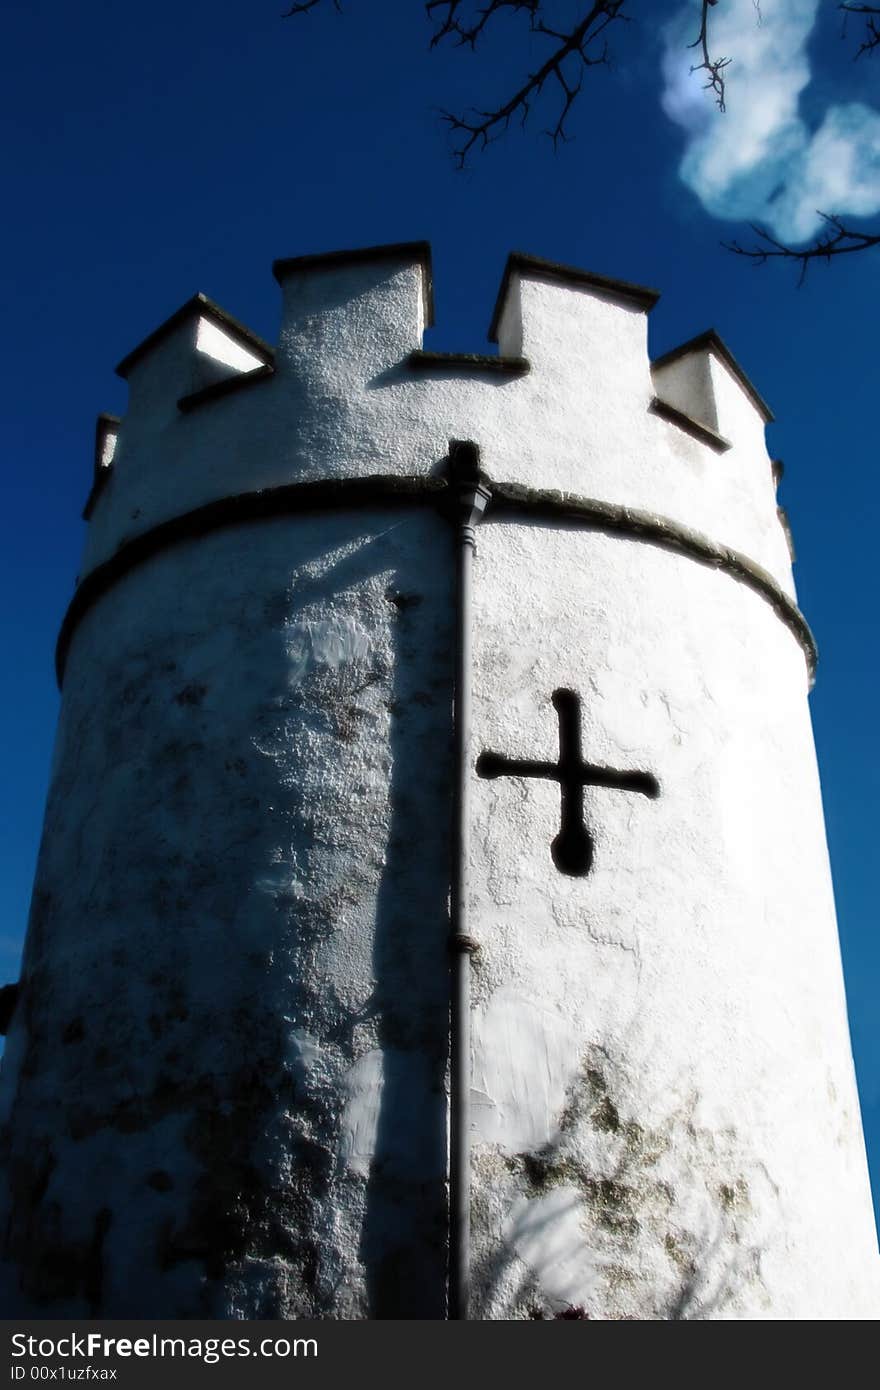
[2,1,878,1230]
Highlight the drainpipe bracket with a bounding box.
[447,439,492,534]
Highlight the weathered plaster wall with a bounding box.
[0,512,454,1316]
[1,244,876,1318]
[468,527,879,1319]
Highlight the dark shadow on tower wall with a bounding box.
[357,514,453,1317]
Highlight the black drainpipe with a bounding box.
[447,440,491,1320]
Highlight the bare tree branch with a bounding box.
[282,1,880,270]
[725,215,880,283]
[284,3,724,167]
[282,0,340,16]
[725,8,880,271]
[428,2,629,166]
[430,0,736,166]
[840,3,880,57]
[689,0,730,112]
[426,1,540,50]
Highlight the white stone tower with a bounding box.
[0,242,877,1319]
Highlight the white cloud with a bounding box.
[660,0,880,243]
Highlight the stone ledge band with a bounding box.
[56,475,817,688]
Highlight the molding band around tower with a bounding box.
[56,475,817,687]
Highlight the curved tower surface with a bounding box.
[0,243,877,1319]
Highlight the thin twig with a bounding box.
[430,2,627,166]
[725,215,880,283]
[688,0,730,111]
[841,3,880,57]
[282,0,340,16]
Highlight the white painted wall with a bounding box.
[0,511,454,1317]
[195,317,265,374]
[651,350,719,433]
[0,245,875,1318]
[469,526,878,1318]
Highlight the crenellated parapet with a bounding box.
[116,291,274,414]
[81,241,795,617]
